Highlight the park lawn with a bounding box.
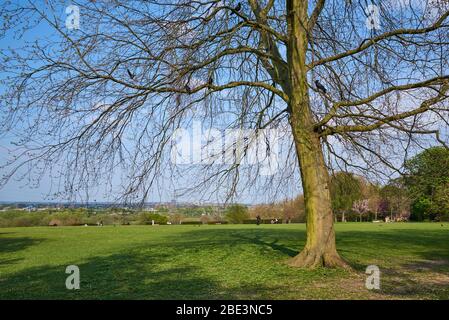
[0,223,449,299]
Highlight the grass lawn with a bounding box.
[1,223,449,299]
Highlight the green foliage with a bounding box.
[176,206,215,217]
[434,184,449,221]
[0,209,148,227]
[405,147,449,196]
[330,172,362,213]
[405,147,449,221]
[156,207,169,214]
[225,204,249,224]
[379,178,410,220]
[0,211,49,228]
[138,212,168,225]
[410,197,431,221]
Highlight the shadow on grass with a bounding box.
[171,226,449,299]
[234,234,298,257]
[336,228,449,265]
[0,237,43,254]
[1,225,449,299]
[378,265,449,298]
[173,226,449,260]
[0,249,277,300]
[0,236,47,270]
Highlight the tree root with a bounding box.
[288,248,351,270]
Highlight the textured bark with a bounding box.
[289,128,349,268]
[286,0,348,269]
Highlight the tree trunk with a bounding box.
[286,0,348,269]
[288,123,349,268]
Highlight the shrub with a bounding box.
[410,198,431,221]
[48,219,62,226]
[138,212,168,225]
[199,215,210,224]
[225,204,249,224]
[180,220,202,225]
[206,221,228,225]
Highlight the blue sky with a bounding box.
[0,2,94,202]
[0,1,446,203]
[0,1,299,204]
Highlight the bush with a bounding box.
[168,213,184,225]
[48,219,62,226]
[50,211,87,226]
[410,198,431,221]
[138,212,168,225]
[199,215,210,224]
[225,205,249,224]
[207,221,228,225]
[180,220,202,225]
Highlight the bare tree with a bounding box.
[0,0,448,268]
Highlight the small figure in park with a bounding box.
[256,215,261,226]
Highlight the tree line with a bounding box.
[251,147,449,222]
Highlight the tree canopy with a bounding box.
[404,147,449,221]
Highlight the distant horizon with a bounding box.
[0,200,254,206]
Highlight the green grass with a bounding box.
[1,223,449,299]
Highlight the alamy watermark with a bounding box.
[365,265,381,290]
[366,4,381,30]
[65,5,80,30]
[365,0,445,31]
[65,265,80,290]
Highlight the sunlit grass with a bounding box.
[1,223,448,299]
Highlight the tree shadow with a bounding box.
[170,226,449,299]
[373,263,449,299]
[0,237,43,254]
[1,225,449,299]
[168,226,449,264]
[0,249,276,300]
[0,236,45,268]
[167,227,305,252]
[335,228,449,298]
[232,234,298,257]
[337,228,449,262]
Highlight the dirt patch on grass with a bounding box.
[405,259,449,272]
[306,259,449,300]
[378,259,449,299]
[307,272,390,299]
